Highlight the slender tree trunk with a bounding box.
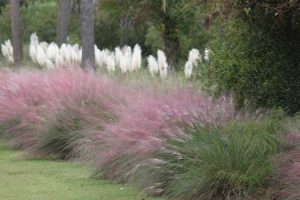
[10,0,22,66]
[56,0,72,46]
[80,0,95,71]
[161,8,180,67]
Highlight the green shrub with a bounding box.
[160,119,281,200]
[199,1,300,114]
[0,5,10,43]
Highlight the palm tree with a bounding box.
[56,0,72,46]
[80,0,95,71]
[10,0,22,66]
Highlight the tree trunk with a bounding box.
[10,0,22,66]
[80,0,95,71]
[161,8,180,68]
[56,0,72,46]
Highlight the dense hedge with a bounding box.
[200,0,300,114]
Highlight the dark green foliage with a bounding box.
[199,1,300,114]
[0,0,7,13]
[0,0,58,43]
[0,0,81,44]
[0,0,211,68]
[89,0,211,64]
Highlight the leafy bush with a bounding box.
[0,4,11,43]
[199,1,300,114]
[97,0,211,65]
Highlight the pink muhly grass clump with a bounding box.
[0,68,123,153]
[0,70,55,149]
[89,87,237,183]
[29,69,124,159]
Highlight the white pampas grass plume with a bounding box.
[119,55,127,73]
[184,61,193,79]
[157,50,168,78]
[147,55,159,76]
[97,49,116,72]
[123,46,132,72]
[131,44,142,71]
[189,49,201,65]
[29,33,41,64]
[65,44,73,64]
[115,46,131,73]
[39,42,49,52]
[30,33,39,46]
[36,45,47,66]
[184,48,201,78]
[45,59,55,70]
[118,47,130,73]
[25,32,145,72]
[60,44,68,63]
[95,45,103,68]
[72,44,80,52]
[70,46,80,64]
[55,53,64,67]
[114,47,122,68]
[1,40,14,63]
[29,44,37,62]
[28,32,85,69]
[105,53,116,72]
[46,42,59,62]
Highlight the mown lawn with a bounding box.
[0,143,163,200]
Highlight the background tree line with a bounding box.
[0,0,212,66]
[0,0,299,114]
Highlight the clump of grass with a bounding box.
[0,70,53,149]
[89,90,237,184]
[159,120,281,200]
[132,117,282,199]
[30,69,121,160]
[32,107,86,159]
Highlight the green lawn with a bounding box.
[0,143,163,200]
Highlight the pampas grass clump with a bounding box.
[1,40,14,63]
